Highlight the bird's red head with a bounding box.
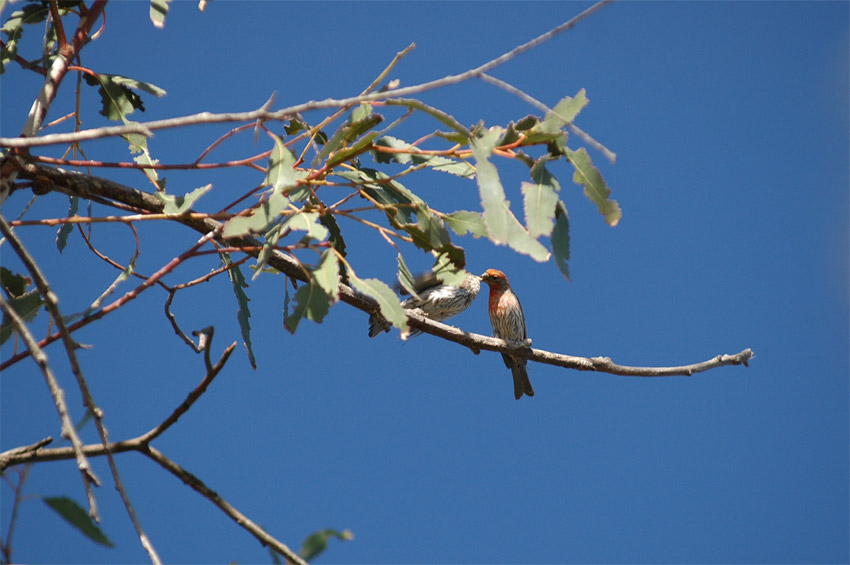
[480,269,510,289]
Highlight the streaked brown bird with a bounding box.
[480,269,534,399]
[368,273,481,337]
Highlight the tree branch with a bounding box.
[9,163,755,378]
[0,0,614,149]
[0,340,306,565]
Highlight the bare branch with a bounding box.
[1,0,614,149]
[0,213,162,563]
[0,219,102,518]
[0,341,304,565]
[142,446,307,565]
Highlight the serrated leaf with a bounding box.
[1,290,44,345]
[384,98,470,136]
[283,279,331,333]
[314,112,383,166]
[42,496,114,547]
[372,136,474,178]
[155,184,211,216]
[313,249,340,301]
[552,200,571,281]
[443,210,488,238]
[396,253,419,298]
[222,252,256,368]
[432,252,468,286]
[266,137,305,193]
[299,528,354,561]
[83,73,165,122]
[282,211,329,242]
[252,221,284,281]
[1,4,46,73]
[566,147,621,226]
[319,213,347,257]
[349,274,408,337]
[222,191,291,238]
[56,195,79,252]
[541,89,589,133]
[350,103,372,123]
[1,266,29,297]
[502,202,551,261]
[284,116,308,135]
[150,0,170,27]
[522,158,561,238]
[472,127,510,244]
[337,168,420,226]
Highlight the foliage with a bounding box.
[0,1,624,562]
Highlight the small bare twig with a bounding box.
[0,214,161,563]
[479,72,617,164]
[0,341,304,564]
[0,464,33,564]
[1,0,614,148]
[0,218,102,518]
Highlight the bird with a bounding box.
[368,272,481,337]
[480,269,534,399]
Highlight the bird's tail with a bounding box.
[511,360,534,400]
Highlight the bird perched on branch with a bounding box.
[480,269,534,399]
[368,272,481,337]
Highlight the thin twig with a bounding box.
[0,342,304,564]
[479,72,617,164]
[0,217,102,518]
[0,214,162,564]
[2,0,614,148]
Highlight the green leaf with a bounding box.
[299,528,354,561]
[266,137,306,194]
[0,266,29,297]
[252,221,284,281]
[284,116,308,135]
[283,279,331,333]
[566,147,621,226]
[337,168,420,226]
[319,213,347,257]
[42,496,114,548]
[56,195,79,252]
[155,184,211,216]
[150,0,170,27]
[349,274,408,337]
[222,191,291,238]
[432,252,468,286]
[313,249,340,301]
[396,253,419,298]
[282,211,329,243]
[443,210,488,238]
[222,253,256,368]
[541,89,589,133]
[472,128,509,244]
[0,290,44,345]
[552,200,571,281]
[83,73,165,122]
[314,112,383,167]
[472,128,550,261]
[384,98,470,136]
[522,158,560,238]
[372,136,475,178]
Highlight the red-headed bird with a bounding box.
[480,269,534,399]
[368,273,481,337]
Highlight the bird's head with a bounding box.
[480,268,510,289]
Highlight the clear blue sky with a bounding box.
[1,2,848,563]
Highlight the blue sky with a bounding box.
[1,1,848,563]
